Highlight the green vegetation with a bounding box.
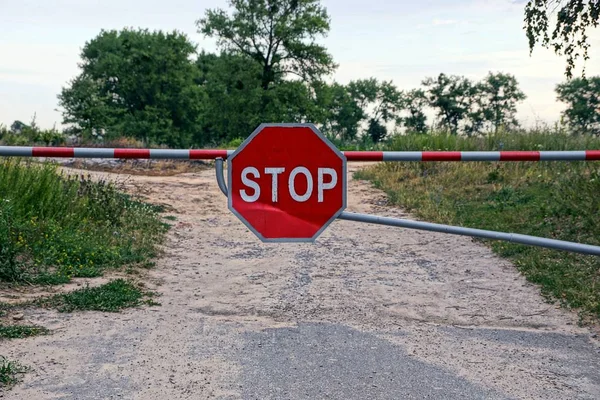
[0,324,49,339]
[357,131,600,320]
[525,0,600,78]
[37,279,157,313]
[0,116,66,147]
[0,160,168,284]
[555,77,600,135]
[0,356,28,388]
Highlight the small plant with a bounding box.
[0,356,28,388]
[37,279,158,313]
[0,324,49,339]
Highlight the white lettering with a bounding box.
[288,167,313,202]
[240,167,260,202]
[264,167,285,202]
[318,168,337,202]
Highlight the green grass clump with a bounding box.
[0,160,168,284]
[37,279,157,313]
[357,132,600,320]
[0,324,49,339]
[0,356,28,388]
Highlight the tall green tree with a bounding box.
[477,72,526,133]
[347,78,404,142]
[59,29,204,147]
[196,51,320,143]
[422,73,474,135]
[196,51,264,144]
[403,89,428,134]
[525,0,600,78]
[197,0,336,90]
[310,82,365,142]
[555,76,600,134]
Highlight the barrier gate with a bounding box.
[1,123,599,256]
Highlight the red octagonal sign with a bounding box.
[228,123,347,242]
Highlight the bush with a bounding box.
[0,161,168,284]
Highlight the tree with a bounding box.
[58,29,204,147]
[197,0,336,90]
[403,89,428,134]
[525,0,600,78]
[555,76,600,134]
[196,51,322,143]
[9,120,27,134]
[423,74,474,135]
[196,51,264,144]
[366,119,387,143]
[311,82,365,142]
[347,78,404,142]
[477,72,526,133]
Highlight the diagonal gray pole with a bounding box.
[338,212,600,257]
[214,158,600,256]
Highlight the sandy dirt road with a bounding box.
[2,164,600,399]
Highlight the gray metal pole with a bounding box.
[214,159,600,256]
[338,212,600,256]
[215,158,228,197]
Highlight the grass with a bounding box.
[36,279,158,313]
[356,131,600,321]
[0,324,49,339]
[0,160,169,285]
[0,356,28,388]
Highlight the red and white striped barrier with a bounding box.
[343,150,600,161]
[0,146,232,159]
[1,146,600,162]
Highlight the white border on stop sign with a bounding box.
[227,123,348,243]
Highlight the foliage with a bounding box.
[310,82,365,142]
[58,28,204,147]
[0,161,168,284]
[196,51,320,143]
[0,324,49,339]
[197,0,336,89]
[421,73,527,136]
[0,115,65,146]
[476,72,526,133]
[366,119,387,143]
[196,51,264,144]
[346,78,404,142]
[422,73,474,135]
[403,89,428,134]
[525,0,600,78]
[0,356,28,388]
[555,76,600,134]
[37,279,156,312]
[358,131,600,320]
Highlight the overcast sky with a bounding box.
[1,0,599,129]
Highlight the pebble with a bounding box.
[12,313,24,321]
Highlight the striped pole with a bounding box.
[1,146,600,162]
[343,150,600,162]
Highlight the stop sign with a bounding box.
[228,123,347,242]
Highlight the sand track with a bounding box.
[2,164,599,399]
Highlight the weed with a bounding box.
[0,324,49,339]
[37,279,157,313]
[0,356,28,388]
